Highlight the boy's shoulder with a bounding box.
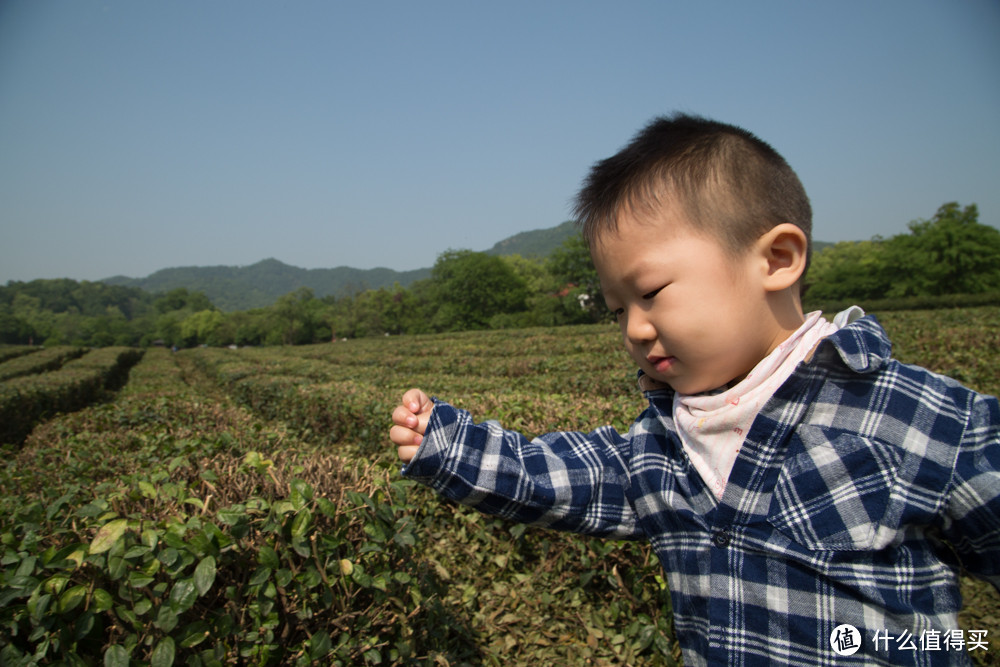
[813,310,892,374]
[808,311,996,443]
[816,311,979,398]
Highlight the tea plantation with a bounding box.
[2,308,998,665]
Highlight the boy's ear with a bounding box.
[756,223,808,292]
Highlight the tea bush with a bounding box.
[0,346,39,365]
[0,346,87,383]
[0,347,143,446]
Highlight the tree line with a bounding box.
[803,202,1000,301]
[2,202,997,348]
[0,239,601,348]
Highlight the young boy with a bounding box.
[389,114,1000,666]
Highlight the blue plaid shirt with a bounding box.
[403,314,1000,666]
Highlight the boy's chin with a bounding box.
[660,374,729,396]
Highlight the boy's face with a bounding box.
[591,209,785,395]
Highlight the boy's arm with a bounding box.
[944,392,1000,590]
[392,391,641,540]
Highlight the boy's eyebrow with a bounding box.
[614,260,653,286]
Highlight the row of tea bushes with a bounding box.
[0,347,144,446]
[0,346,88,383]
[185,324,645,452]
[2,348,673,667]
[0,348,452,666]
[0,345,47,365]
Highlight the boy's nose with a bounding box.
[623,307,656,344]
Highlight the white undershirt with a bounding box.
[672,308,862,500]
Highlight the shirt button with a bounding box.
[712,529,730,548]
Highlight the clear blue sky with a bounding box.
[2,0,998,283]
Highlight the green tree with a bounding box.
[152,288,219,347]
[227,309,269,346]
[180,310,227,347]
[804,202,1000,302]
[0,305,34,344]
[547,234,606,322]
[803,239,889,301]
[881,202,1000,297]
[269,288,327,345]
[428,250,530,331]
[154,288,214,314]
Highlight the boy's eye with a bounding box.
[642,286,664,300]
[612,307,625,321]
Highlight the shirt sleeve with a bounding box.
[402,398,643,539]
[943,391,1000,590]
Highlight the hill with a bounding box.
[102,221,580,311]
[103,260,431,312]
[484,220,578,258]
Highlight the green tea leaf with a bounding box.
[194,556,216,596]
[107,553,127,581]
[43,574,69,595]
[169,577,198,612]
[91,588,114,613]
[48,543,87,570]
[128,571,154,588]
[258,545,280,569]
[28,592,52,622]
[58,584,88,614]
[290,508,312,540]
[90,519,128,555]
[141,528,160,550]
[308,631,332,660]
[154,605,179,633]
[103,645,129,667]
[249,566,272,586]
[123,545,150,559]
[157,547,179,567]
[289,480,313,509]
[45,487,78,520]
[271,500,295,516]
[178,620,211,648]
[216,506,246,526]
[275,568,294,588]
[150,636,175,667]
[315,496,337,518]
[114,604,139,630]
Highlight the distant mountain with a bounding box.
[484,220,578,258]
[102,221,581,311]
[103,260,430,312]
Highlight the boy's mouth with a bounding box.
[647,355,676,374]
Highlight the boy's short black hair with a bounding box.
[574,113,813,270]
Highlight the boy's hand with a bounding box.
[390,388,434,463]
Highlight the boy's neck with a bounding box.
[767,288,807,343]
[730,290,807,389]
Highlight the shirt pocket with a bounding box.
[768,425,903,551]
